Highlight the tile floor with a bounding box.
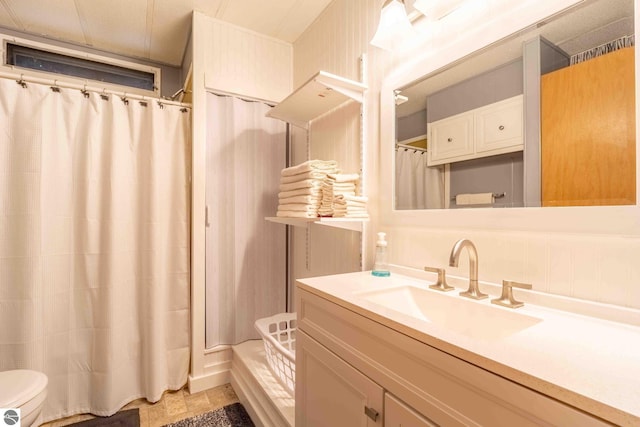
[41,383,241,427]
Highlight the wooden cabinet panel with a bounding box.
[541,47,636,206]
[385,393,437,427]
[296,330,383,427]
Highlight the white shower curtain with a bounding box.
[205,94,286,348]
[0,77,191,420]
[395,148,444,209]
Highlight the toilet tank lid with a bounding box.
[0,370,48,408]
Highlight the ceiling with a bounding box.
[0,0,333,66]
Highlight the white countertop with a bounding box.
[296,266,640,426]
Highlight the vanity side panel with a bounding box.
[296,287,612,427]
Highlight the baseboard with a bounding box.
[188,369,231,394]
[188,346,234,393]
[231,341,294,427]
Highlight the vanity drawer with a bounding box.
[385,393,438,427]
[297,287,611,427]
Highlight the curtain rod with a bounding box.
[0,71,192,108]
[396,142,427,152]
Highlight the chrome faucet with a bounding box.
[449,239,488,300]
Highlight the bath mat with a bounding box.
[163,403,255,427]
[67,409,139,427]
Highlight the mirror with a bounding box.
[394,0,635,210]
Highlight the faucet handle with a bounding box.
[491,280,532,309]
[424,266,454,292]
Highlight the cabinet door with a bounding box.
[428,113,474,166]
[541,47,635,206]
[475,95,523,154]
[385,393,438,427]
[296,330,383,427]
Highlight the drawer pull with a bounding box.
[447,137,453,142]
[364,406,379,421]
[498,125,505,130]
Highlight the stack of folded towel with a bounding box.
[318,173,360,217]
[277,160,339,218]
[333,194,369,218]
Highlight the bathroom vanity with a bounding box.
[295,269,640,426]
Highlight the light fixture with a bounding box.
[370,0,414,51]
[413,0,466,21]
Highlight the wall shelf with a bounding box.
[266,71,367,129]
[265,217,368,232]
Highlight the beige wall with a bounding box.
[292,0,640,310]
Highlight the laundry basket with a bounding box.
[254,312,296,395]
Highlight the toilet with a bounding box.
[0,370,48,427]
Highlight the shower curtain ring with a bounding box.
[17,74,27,88]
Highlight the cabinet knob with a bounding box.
[447,137,453,142]
[498,125,505,130]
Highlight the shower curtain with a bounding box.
[205,93,286,348]
[0,77,191,420]
[395,148,444,209]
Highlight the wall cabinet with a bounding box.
[541,47,635,206]
[428,95,523,166]
[296,286,608,426]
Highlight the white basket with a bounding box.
[254,312,296,395]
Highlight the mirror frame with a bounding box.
[379,0,640,235]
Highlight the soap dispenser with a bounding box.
[372,232,390,277]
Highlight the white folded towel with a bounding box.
[279,179,323,192]
[455,193,494,206]
[278,188,322,199]
[327,173,359,182]
[342,194,368,203]
[333,185,357,193]
[278,195,321,205]
[333,204,367,211]
[280,170,331,184]
[277,203,318,212]
[276,210,318,218]
[281,160,339,177]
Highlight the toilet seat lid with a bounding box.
[0,370,48,408]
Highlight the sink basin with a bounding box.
[355,285,542,340]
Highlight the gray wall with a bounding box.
[427,60,525,208]
[427,59,523,122]
[450,153,524,208]
[397,109,427,141]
